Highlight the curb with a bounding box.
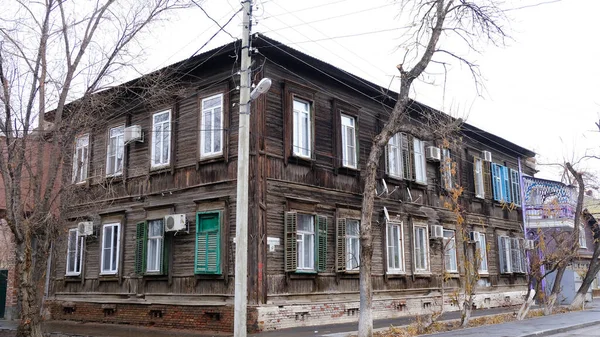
[521,319,600,336]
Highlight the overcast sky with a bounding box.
[140,0,600,181]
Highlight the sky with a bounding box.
[138,0,600,182]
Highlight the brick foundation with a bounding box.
[47,301,259,333]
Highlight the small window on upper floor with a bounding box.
[413,138,427,184]
[72,134,89,183]
[151,110,171,169]
[200,93,224,159]
[106,125,125,177]
[441,148,453,190]
[579,225,587,249]
[292,98,312,159]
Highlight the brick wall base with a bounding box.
[47,301,259,334]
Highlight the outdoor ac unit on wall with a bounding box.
[469,231,481,242]
[124,125,143,143]
[524,239,535,250]
[425,146,441,161]
[430,224,444,239]
[482,150,492,162]
[77,221,94,236]
[164,214,186,232]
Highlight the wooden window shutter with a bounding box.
[519,238,527,273]
[284,211,297,272]
[472,156,480,196]
[161,235,170,275]
[401,133,414,180]
[195,212,221,274]
[498,236,507,274]
[336,218,347,273]
[510,238,519,273]
[135,222,147,275]
[502,166,511,203]
[316,215,328,272]
[483,161,492,199]
[491,163,500,201]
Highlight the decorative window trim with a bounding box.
[283,81,317,166]
[66,228,84,276]
[333,99,360,173]
[106,125,125,177]
[150,109,172,169]
[413,224,430,273]
[100,222,121,275]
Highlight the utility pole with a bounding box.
[234,1,252,336]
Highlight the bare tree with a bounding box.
[0,1,190,336]
[357,1,507,335]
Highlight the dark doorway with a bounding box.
[0,269,7,318]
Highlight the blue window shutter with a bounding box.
[502,166,510,203]
[491,163,499,201]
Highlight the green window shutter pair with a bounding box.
[135,221,168,275]
[284,211,328,273]
[336,218,347,273]
[195,211,221,274]
[401,133,414,181]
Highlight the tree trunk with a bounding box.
[570,243,600,310]
[517,288,535,320]
[15,239,45,337]
[545,265,566,315]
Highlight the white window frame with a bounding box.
[151,110,171,169]
[413,138,427,184]
[476,233,488,274]
[387,133,402,178]
[100,223,121,275]
[474,157,485,198]
[200,93,224,158]
[146,219,165,273]
[72,133,89,183]
[292,98,312,159]
[413,225,430,273]
[579,225,587,249]
[386,221,405,273]
[66,228,84,276]
[296,214,315,271]
[499,236,512,273]
[442,148,453,190]
[346,219,360,271]
[443,229,458,273]
[106,125,125,177]
[341,114,357,169]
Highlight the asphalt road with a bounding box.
[550,325,600,337]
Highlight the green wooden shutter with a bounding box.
[336,218,347,272]
[161,234,169,275]
[483,161,492,199]
[195,212,221,274]
[284,212,297,272]
[135,222,147,275]
[317,215,328,272]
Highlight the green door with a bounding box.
[0,270,7,318]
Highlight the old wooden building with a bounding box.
[48,34,536,332]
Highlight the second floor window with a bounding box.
[510,169,521,204]
[101,223,120,274]
[387,133,402,178]
[152,110,171,168]
[72,134,89,183]
[414,138,427,184]
[106,126,124,176]
[200,94,223,158]
[441,148,453,190]
[293,98,311,158]
[341,114,357,168]
[474,157,485,198]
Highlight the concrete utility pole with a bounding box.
[234,1,252,336]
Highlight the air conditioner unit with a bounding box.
[469,231,481,243]
[482,150,492,162]
[524,239,535,250]
[77,221,94,236]
[425,146,441,161]
[124,125,143,144]
[164,214,186,232]
[430,224,444,239]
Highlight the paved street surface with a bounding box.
[551,325,600,337]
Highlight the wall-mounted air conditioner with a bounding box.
[430,224,444,239]
[124,125,143,144]
[164,214,187,232]
[482,150,492,162]
[524,239,535,250]
[469,231,481,243]
[77,221,94,236]
[426,146,441,161]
